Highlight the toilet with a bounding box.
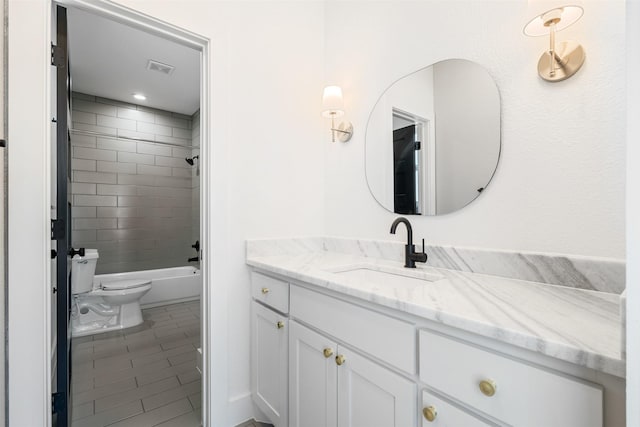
[71,249,152,337]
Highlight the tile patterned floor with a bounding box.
[71,300,201,427]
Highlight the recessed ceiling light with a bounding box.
[133,93,147,101]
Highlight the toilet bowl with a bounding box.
[71,249,152,337]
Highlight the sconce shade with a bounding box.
[322,85,345,117]
[523,5,583,36]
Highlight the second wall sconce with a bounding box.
[322,86,353,143]
[523,5,585,82]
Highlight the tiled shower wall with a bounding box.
[70,92,200,274]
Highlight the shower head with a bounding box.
[185,155,199,166]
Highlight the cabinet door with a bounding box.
[251,301,288,427]
[289,321,338,427]
[337,346,416,427]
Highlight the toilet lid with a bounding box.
[101,279,151,291]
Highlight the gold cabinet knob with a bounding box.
[323,348,334,358]
[335,354,346,366]
[422,406,437,422]
[276,321,285,329]
[261,287,270,294]
[479,379,497,397]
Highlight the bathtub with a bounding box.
[95,266,201,308]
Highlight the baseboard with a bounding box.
[227,391,257,427]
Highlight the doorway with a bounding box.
[51,4,208,426]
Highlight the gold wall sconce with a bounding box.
[322,86,353,143]
[523,5,585,82]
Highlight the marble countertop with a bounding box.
[246,251,624,378]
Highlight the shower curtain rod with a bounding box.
[69,128,196,150]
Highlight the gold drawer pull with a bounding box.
[335,354,346,366]
[276,321,285,329]
[479,379,497,397]
[323,348,334,358]
[423,406,437,422]
[261,287,270,294]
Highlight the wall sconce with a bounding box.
[523,5,585,82]
[322,86,353,143]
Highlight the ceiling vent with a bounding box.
[146,60,175,76]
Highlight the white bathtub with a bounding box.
[95,266,201,308]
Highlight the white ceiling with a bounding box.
[67,8,200,115]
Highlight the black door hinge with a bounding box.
[51,44,65,67]
[0,139,5,148]
[414,141,422,150]
[52,392,65,414]
[51,219,65,240]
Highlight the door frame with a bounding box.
[7,1,216,425]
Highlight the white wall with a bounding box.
[110,1,326,424]
[324,0,626,259]
[626,0,640,423]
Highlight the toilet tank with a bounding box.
[71,249,99,294]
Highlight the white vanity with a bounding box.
[247,238,625,427]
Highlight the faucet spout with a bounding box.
[390,217,427,268]
[390,217,413,247]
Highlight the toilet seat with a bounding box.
[100,279,151,291]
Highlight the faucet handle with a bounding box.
[421,238,425,253]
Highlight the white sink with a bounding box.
[326,265,444,288]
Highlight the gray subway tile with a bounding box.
[72,159,97,171]
[73,171,117,184]
[94,376,180,413]
[97,114,137,131]
[73,99,117,116]
[97,207,139,218]
[97,138,138,153]
[156,114,190,129]
[97,161,137,174]
[72,183,97,195]
[74,218,117,230]
[155,156,190,168]
[97,184,138,196]
[118,152,155,165]
[172,147,191,158]
[74,194,117,207]
[172,127,192,139]
[138,121,173,136]
[173,168,192,178]
[137,142,172,157]
[156,134,190,146]
[73,110,97,125]
[74,147,117,162]
[73,207,97,218]
[137,164,172,177]
[96,96,138,110]
[72,230,97,242]
[70,134,97,148]
[117,129,155,141]
[73,122,117,135]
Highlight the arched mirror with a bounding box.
[365,59,501,215]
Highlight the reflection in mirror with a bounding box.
[365,59,501,216]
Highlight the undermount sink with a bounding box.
[325,264,444,288]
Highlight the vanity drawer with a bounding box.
[419,330,603,427]
[252,272,289,314]
[291,285,415,374]
[421,390,493,427]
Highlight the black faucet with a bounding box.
[390,217,428,268]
